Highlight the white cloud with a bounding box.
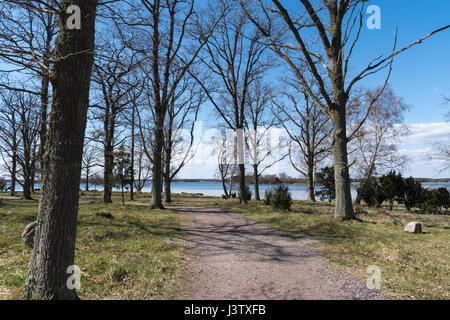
[399,122,450,146]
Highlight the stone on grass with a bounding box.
[404,222,422,234]
[22,221,37,248]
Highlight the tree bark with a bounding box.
[164,147,172,203]
[22,174,32,200]
[253,164,260,201]
[85,167,90,192]
[239,163,246,203]
[10,151,17,196]
[307,162,315,202]
[151,115,164,209]
[25,0,97,300]
[331,108,355,220]
[129,105,135,201]
[103,141,114,204]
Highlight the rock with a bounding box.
[22,221,37,248]
[404,222,422,234]
[96,212,114,219]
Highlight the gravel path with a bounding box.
[171,206,382,300]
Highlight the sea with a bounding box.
[5,181,450,201]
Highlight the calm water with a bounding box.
[7,181,450,201]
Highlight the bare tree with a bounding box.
[115,0,222,208]
[0,90,19,196]
[90,37,139,203]
[82,140,101,192]
[274,80,331,202]
[348,85,409,204]
[25,0,98,300]
[0,0,58,168]
[245,80,286,200]
[163,74,203,203]
[194,0,270,203]
[213,129,239,198]
[242,0,449,219]
[0,90,40,199]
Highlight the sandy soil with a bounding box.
[170,206,383,300]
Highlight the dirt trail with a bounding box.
[170,206,382,300]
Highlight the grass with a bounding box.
[0,191,187,300]
[191,198,449,300]
[1,190,449,300]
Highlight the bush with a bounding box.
[238,185,252,202]
[358,177,378,207]
[315,166,335,202]
[266,185,292,211]
[264,189,273,206]
[419,188,450,215]
[358,177,386,208]
[380,170,404,210]
[400,177,423,211]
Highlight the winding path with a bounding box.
[171,206,382,300]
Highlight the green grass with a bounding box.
[185,197,450,300]
[0,192,187,300]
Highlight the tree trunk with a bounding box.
[151,115,164,209]
[103,143,113,203]
[129,106,135,201]
[253,164,260,201]
[164,175,171,203]
[85,168,89,192]
[121,182,125,206]
[307,163,316,202]
[237,128,247,204]
[25,0,97,300]
[164,160,172,203]
[239,163,246,203]
[331,108,355,220]
[23,174,32,200]
[355,188,362,205]
[221,175,229,198]
[10,152,16,196]
[31,166,36,193]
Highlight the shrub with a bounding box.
[419,188,450,215]
[358,177,378,207]
[315,166,335,202]
[380,170,404,210]
[264,189,273,206]
[358,177,387,208]
[238,185,252,202]
[267,185,292,211]
[400,177,423,211]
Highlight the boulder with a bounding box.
[22,221,37,248]
[404,222,422,234]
